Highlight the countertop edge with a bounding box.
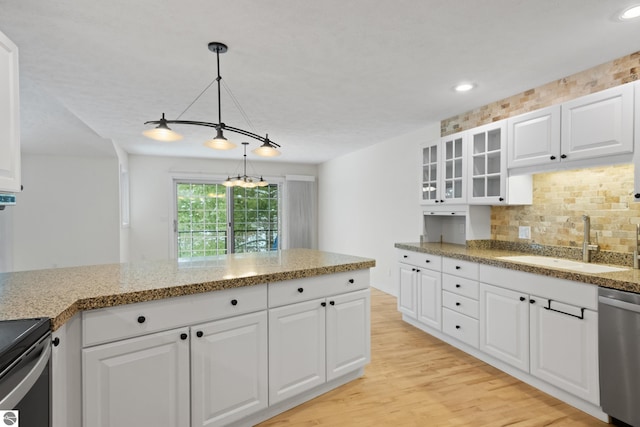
[50,259,376,331]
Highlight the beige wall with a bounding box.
[441,51,640,254]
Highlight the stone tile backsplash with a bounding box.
[492,164,640,255]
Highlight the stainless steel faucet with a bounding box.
[582,215,599,262]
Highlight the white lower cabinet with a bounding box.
[530,297,599,404]
[83,328,191,427]
[269,289,371,404]
[191,311,268,427]
[397,250,442,330]
[479,283,529,371]
[479,281,599,405]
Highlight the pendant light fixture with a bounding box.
[143,42,281,157]
[223,142,269,188]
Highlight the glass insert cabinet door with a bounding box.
[442,135,465,202]
[422,142,438,202]
[470,122,506,203]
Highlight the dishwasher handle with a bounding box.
[599,295,640,314]
[0,334,51,410]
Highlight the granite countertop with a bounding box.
[395,242,640,294]
[0,249,375,331]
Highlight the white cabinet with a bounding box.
[421,133,467,205]
[268,289,370,404]
[507,105,561,169]
[0,30,21,193]
[479,283,529,371]
[83,327,191,427]
[268,298,326,403]
[397,250,442,330]
[478,265,600,406]
[508,84,633,171]
[468,122,507,204]
[530,297,599,404]
[561,83,634,161]
[191,311,268,427]
[441,257,480,347]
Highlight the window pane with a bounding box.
[232,184,279,253]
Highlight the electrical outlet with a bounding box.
[518,226,531,239]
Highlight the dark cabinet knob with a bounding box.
[180,333,188,340]
[330,301,335,305]
[455,266,461,270]
[455,302,461,306]
[425,259,430,263]
[635,193,640,199]
[415,269,421,272]
[560,154,567,159]
[520,296,526,301]
[550,155,556,160]
[403,255,408,258]
[455,325,461,329]
[297,287,304,293]
[321,302,327,307]
[52,337,60,347]
[231,299,238,306]
[412,268,416,272]
[451,212,455,215]
[435,200,440,203]
[499,197,504,202]
[530,299,536,304]
[137,316,146,324]
[348,279,354,284]
[455,284,461,288]
[440,200,445,203]
[196,331,203,338]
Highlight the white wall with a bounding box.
[9,154,120,271]
[128,155,317,262]
[318,123,440,296]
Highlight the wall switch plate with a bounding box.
[518,226,531,239]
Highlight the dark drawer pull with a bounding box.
[544,299,585,319]
[425,259,431,263]
[330,301,335,305]
[403,255,408,258]
[321,302,326,307]
[52,337,60,347]
[455,266,461,270]
[196,331,203,338]
[455,302,461,306]
[298,287,304,293]
[455,325,461,329]
[180,333,188,340]
[519,296,526,302]
[231,299,238,306]
[455,284,461,288]
[137,316,146,324]
[348,279,354,284]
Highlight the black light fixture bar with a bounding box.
[143,41,281,156]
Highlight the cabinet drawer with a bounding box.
[442,290,479,319]
[442,274,479,300]
[268,270,369,308]
[442,257,478,279]
[442,308,479,348]
[397,250,441,271]
[83,284,267,347]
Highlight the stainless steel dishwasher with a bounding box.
[599,287,640,426]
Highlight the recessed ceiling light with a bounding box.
[619,4,640,20]
[454,83,475,92]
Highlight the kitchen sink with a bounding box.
[497,255,628,274]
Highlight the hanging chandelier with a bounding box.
[223,142,269,188]
[142,42,281,158]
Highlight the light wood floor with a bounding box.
[257,288,609,427]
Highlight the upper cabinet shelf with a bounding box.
[0,30,20,193]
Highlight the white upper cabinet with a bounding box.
[468,121,507,204]
[507,105,561,169]
[561,83,634,161]
[508,83,634,172]
[0,30,20,193]
[420,133,467,205]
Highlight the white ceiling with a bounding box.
[2,0,640,164]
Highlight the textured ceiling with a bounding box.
[1,0,640,163]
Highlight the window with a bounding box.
[175,181,279,259]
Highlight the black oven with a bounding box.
[0,318,51,427]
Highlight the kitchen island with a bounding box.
[1,249,374,427]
